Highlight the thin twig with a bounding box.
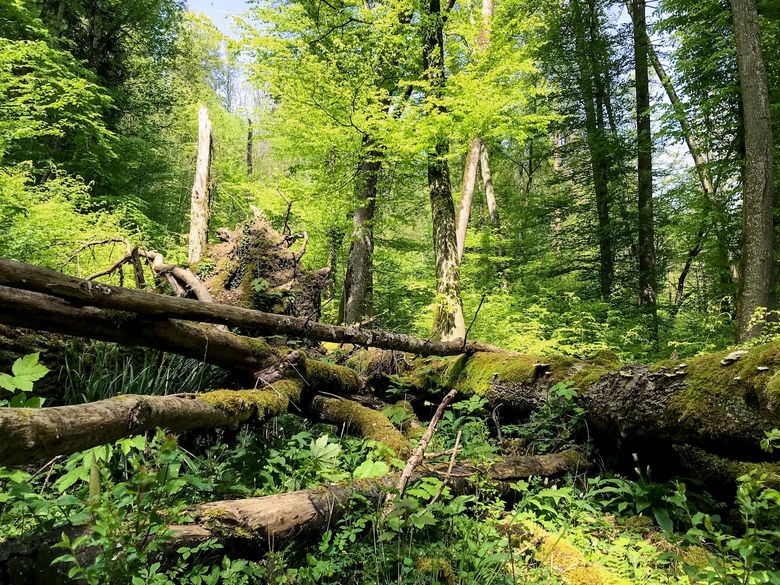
[427,430,461,507]
[384,389,458,513]
[463,294,486,351]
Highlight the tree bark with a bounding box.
[731,0,775,341]
[246,118,253,176]
[572,0,613,299]
[423,0,466,342]
[0,259,503,356]
[632,0,657,321]
[455,138,482,262]
[454,0,496,263]
[361,343,780,462]
[340,137,381,324]
[163,450,588,548]
[480,144,499,225]
[0,385,303,466]
[188,106,213,265]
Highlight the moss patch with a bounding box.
[315,397,410,457]
[198,386,299,421]
[666,342,780,444]
[530,523,630,585]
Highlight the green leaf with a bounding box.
[353,459,389,480]
[10,353,49,391]
[0,372,17,392]
[653,508,674,533]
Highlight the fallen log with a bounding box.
[0,286,361,391]
[353,345,780,462]
[165,449,590,549]
[0,383,304,466]
[0,449,589,583]
[0,259,504,355]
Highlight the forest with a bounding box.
[1,0,780,582]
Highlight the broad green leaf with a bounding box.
[10,353,49,391]
[353,459,388,479]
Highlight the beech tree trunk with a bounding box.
[188,106,213,265]
[423,0,466,341]
[455,138,482,262]
[480,144,499,225]
[632,0,657,320]
[340,136,381,324]
[731,0,775,341]
[573,0,613,299]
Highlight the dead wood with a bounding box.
[0,286,362,394]
[0,384,303,466]
[0,259,504,356]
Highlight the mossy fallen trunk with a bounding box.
[0,383,304,466]
[348,344,780,462]
[0,286,362,393]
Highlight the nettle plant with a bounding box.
[0,352,49,407]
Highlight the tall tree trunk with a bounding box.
[423,0,466,341]
[632,0,657,322]
[188,106,212,265]
[340,137,381,324]
[731,0,775,341]
[246,118,253,176]
[455,0,495,263]
[455,138,482,262]
[573,0,613,298]
[480,144,499,225]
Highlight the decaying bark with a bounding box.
[163,449,588,549]
[351,344,780,462]
[0,259,504,356]
[188,106,213,265]
[199,210,329,320]
[0,384,303,466]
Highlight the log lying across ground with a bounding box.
[0,285,362,390]
[0,259,502,356]
[166,449,590,549]
[1,257,779,485]
[0,449,589,583]
[0,384,304,466]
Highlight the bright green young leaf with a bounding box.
[353,459,389,480]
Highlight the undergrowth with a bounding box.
[0,353,779,584]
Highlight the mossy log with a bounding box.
[351,344,780,461]
[0,259,502,356]
[0,285,361,391]
[0,383,304,466]
[310,395,411,457]
[163,449,588,549]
